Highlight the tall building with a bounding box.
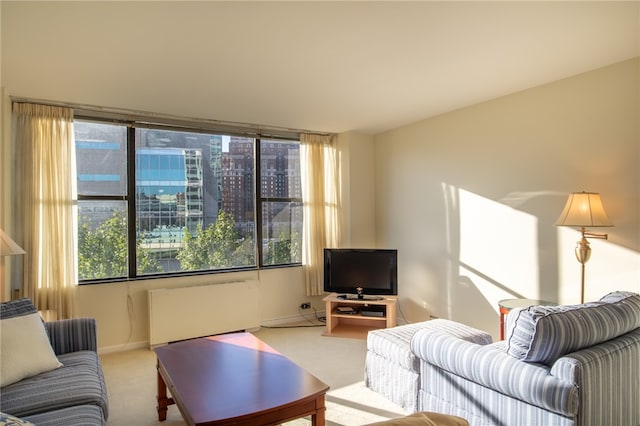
[221,137,255,236]
[135,147,203,235]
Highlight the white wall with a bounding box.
[337,132,376,248]
[375,58,640,338]
[76,267,330,351]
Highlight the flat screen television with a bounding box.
[323,248,398,300]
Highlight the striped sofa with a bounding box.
[365,319,493,412]
[410,291,640,426]
[0,298,109,425]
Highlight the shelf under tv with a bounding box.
[322,293,397,339]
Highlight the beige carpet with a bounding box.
[100,324,409,426]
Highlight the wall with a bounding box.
[337,132,376,248]
[76,267,329,351]
[375,58,640,338]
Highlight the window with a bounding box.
[75,119,302,282]
[259,140,302,266]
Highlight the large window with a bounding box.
[76,119,302,282]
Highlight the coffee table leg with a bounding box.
[157,362,169,421]
[311,394,326,426]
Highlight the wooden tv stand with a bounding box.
[323,293,397,338]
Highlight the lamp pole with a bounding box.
[575,228,591,304]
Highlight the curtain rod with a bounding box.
[11,96,334,139]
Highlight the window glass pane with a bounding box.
[77,201,131,280]
[260,139,301,199]
[75,121,127,196]
[262,201,302,265]
[259,139,302,266]
[136,130,256,274]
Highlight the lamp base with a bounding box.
[575,237,591,265]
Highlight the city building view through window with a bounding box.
[75,120,302,281]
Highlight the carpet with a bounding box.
[100,323,409,426]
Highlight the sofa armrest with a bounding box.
[550,328,640,424]
[45,318,97,355]
[411,328,579,416]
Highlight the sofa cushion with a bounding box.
[367,319,492,370]
[0,351,108,420]
[23,405,105,426]
[506,291,640,364]
[0,313,62,387]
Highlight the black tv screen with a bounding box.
[323,248,398,298]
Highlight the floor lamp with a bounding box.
[0,228,26,301]
[555,192,613,303]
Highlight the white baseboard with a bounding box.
[98,340,149,355]
[261,310,326,328]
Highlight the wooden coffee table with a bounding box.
[154,332,329,426]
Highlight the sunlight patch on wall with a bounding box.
[458,189,540,303]
[457,265,511,315]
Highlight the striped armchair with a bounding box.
[410,291,640,426]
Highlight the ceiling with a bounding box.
[2,1,639,135]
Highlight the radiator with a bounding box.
[148,280,260,346]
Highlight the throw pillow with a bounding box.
[0,412,34,426]
[0,312,62,387]
[506,291,640,364]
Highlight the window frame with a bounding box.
[75,113,302,285]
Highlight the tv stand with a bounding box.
[323,293,397,339]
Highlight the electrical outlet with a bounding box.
[300,302,311,310]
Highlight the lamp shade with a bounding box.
[0,228,26,256]
[555,192,613,227]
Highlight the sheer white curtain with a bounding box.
[300,133,342,296]
[14,103,77,319]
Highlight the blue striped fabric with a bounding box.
[506,291,640,364]
[368,320,493,370]
[1,299,108,424]
[0,351,109,421]
[365,319,493,412]
[411,330,578,416]
[410,294,640,426]
[45,318,97,355]
[368,322,432,370]
[0,298,37,319]
[417,382,574,426]
[23,404,105,426]
[365,350,420,412]
[551,328,640,426]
